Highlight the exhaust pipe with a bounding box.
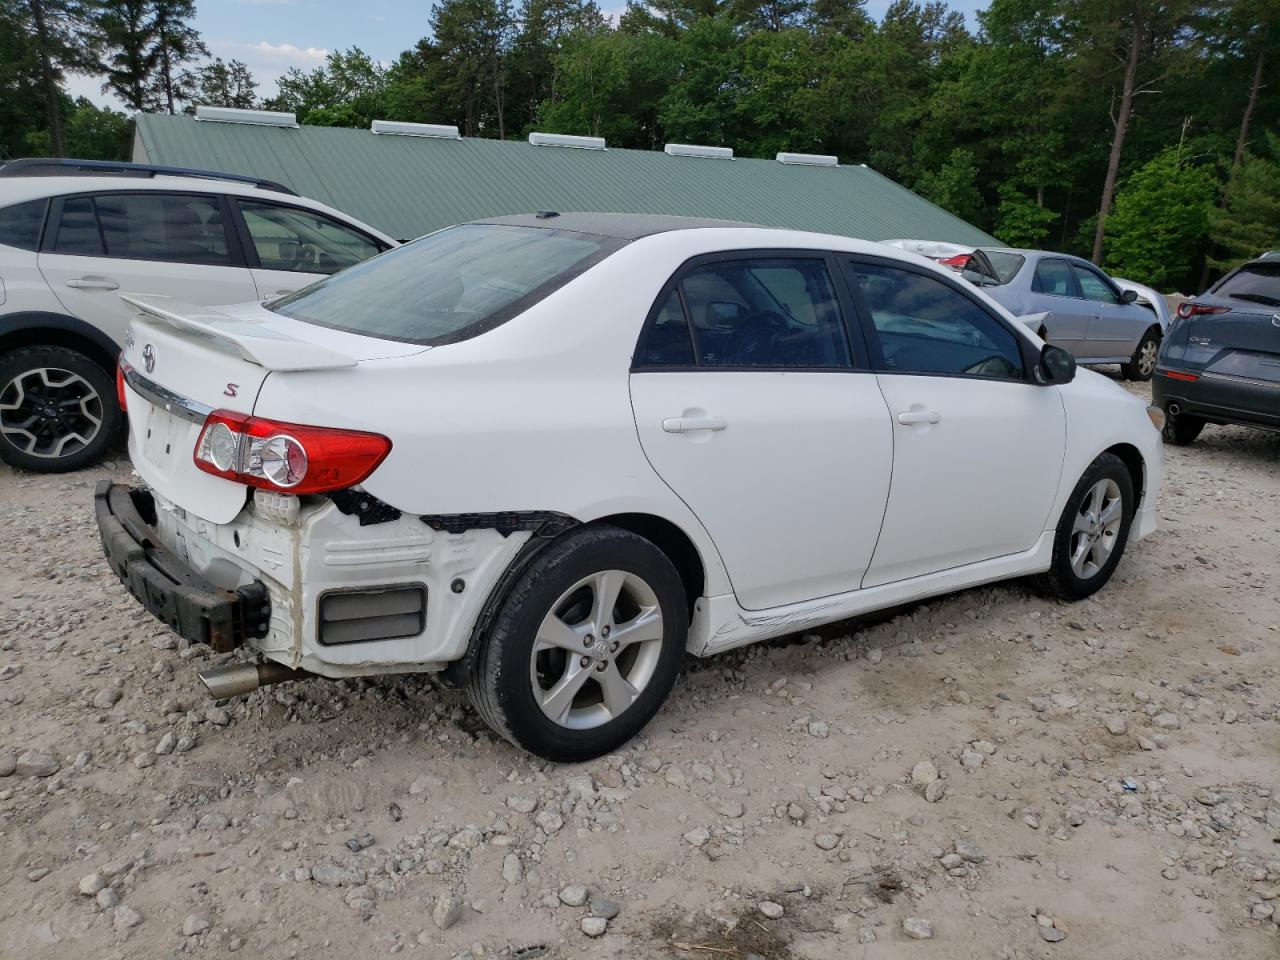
[198,661,312,700]
[1168,403,1181,416]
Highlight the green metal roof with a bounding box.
[134,113,998,245]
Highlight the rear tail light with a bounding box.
[194,410,391,494]
[116,359,129,410]
[1176,302,1229,319]
[937,254,971,270]
[1163,370,1200,382]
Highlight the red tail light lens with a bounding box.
[1163,370,1200,382]
[1176,302,1229,319]
[937,254,971,269]
[116,359,129,410]
[194,410,391,494]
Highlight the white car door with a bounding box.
[37,192,257,347]
[843,257,1065,588]
[232,199,386,299]
[629,252,894,611]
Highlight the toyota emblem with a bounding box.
[142,343,155,373]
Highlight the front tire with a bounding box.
[1121,328,1160,381]
[0,346,122,473]
[1033,452,1135,602]
[467,525,687,761]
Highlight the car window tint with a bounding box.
[972,250,1025,284]
[270,223,615,344]
[1032,258,1076,297]
[1072,264,1121,303]
[1212,262,1280,306]
[677,259,851,369]
[0,199,48,251]
[635,289,695,367]
[240,202,381,275]
[94,193,231,265]
[849,262,1024,379]
[51,197,105,256]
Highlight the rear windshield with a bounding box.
[1212,262,1280,307]
[269,223,621,344]
[966,250,1025,285]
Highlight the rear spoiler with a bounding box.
[121,294,357,371]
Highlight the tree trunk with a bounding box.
[161,41,176,113]
[1091,6,1143,265]
[28,0,66,156]
[1229,44,1264,177]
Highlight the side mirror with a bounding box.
[1037,344,1077,385]
[1121,289,1139,304]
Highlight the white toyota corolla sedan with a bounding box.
[97,213,1164,761]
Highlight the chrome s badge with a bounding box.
[142,343,155,373]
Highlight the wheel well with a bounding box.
[0,327,117,373]
[1105,443,1144,508]
[592,513,705,617]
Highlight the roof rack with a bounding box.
[0,158,297,196]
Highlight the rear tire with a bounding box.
[467,525,687,761]
[1162,410,1205,446]
[0,346,122,473]
[1121,328,1160,381]
[1033,452,1135,602]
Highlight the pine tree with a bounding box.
[182,57,256,111]
[7,0,97,155]
[99,0,159,110]
[1208,135,1280,273]
[149,0,207,113]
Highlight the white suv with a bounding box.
[0,158,395,473]
[96,213,1165,761]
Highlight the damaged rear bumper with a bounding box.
[94,481,271,652]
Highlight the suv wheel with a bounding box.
[1162,409,1205,446]
[467,526,687,761]
[1121,328,1160,381]
[1033,452,1135,602]
[0,346,122,473]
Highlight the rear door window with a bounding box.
[95,193,231,265]
[1031,258,1079,297]
[671,258,852,368]
[50,197,105,256]
[0,199,48,251]
[238,201,383,274]
[47,193,232,264]
[269,223,620,344]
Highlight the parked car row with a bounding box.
[0,158,395,473]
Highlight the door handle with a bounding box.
[662,416,727,433]
[896,410,941,426]
[65,276,120,290]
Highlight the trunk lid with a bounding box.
[1183,309,1280,383]
[121,296,426,523]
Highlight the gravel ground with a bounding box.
[1,377,1278,960]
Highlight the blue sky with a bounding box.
[68,0,988,108]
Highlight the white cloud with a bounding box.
[240,41,330,62]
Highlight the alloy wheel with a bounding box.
[528,569,665,730]
[1138,340,1158,376]
[1069,478,1123,579]
[0,367,104,459]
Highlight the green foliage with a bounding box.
[65,96,132,158]
[995,184,1057,248]
[1208,134,1280,273]
[181,58,256,111]
[266,49,389,128]
[1103,148,1217,290]
[916,147,984,225]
